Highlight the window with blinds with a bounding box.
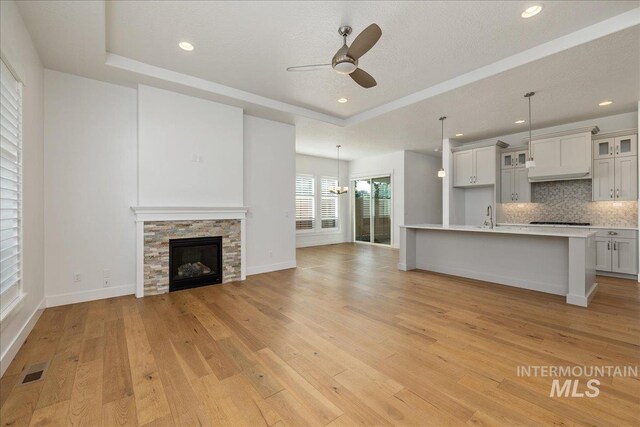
[1,59,23,315]
[321,177,338,229]
[295,175,315,230]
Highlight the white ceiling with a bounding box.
[14,1,640,160]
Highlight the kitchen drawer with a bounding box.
[593,229,637,239]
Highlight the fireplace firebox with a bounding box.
[169,236,222,292]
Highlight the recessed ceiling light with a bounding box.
[521,5,542,18]
[598,100,613,106]
[455,133,464,137]
[179,41,194,51]
[434,148,439,152]
[515,120,526,124]
[337,97,348,104]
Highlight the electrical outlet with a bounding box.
[103,278,111,288]
[73,272,81,283]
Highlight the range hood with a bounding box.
[528,165,591,182]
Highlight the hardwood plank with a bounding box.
[123,310,171,426]
[68,359,103,426]
[102,318,134,405]
[27,400,70,427]
[102,394,137,427]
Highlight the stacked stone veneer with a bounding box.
[143,219,241,295]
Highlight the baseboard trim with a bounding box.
[46,285,135,308]
[296,236,349,248]
[246,260,297,276]
[0,298,45,377]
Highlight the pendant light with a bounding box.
[437,116,447,178]
[329,145,349,194]
[524,92,536,168]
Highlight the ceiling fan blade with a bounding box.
[350,68,377,88]
[286,64,332,72]
[347,23,382,60]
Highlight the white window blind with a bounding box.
[1,60,22,314]
[321,177,338,229]
[296,175,314,230]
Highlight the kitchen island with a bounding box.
[399,225,598,307]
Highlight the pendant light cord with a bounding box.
[336,145,340,187]
[525,92,535,161]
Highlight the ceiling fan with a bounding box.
[286,24,382,88]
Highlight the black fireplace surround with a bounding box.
[169,236,222,292]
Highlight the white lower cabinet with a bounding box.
[593,229,638,275]
[612,238,637,275]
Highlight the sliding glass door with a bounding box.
[353,176,391,245]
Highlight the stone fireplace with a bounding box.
[132,207,247,297]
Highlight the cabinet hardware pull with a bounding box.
[610,189,613,198]
[511,193,514,201]
[607,241,611,250]
[613,241,617,251]
[616,189,620,198]
[608,231,618,235]
[515,193,518,200]
[469,176,472,183]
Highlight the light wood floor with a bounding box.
[1,243,639,426]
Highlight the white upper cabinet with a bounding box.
[592,158,615,201]
[593,138,614,159]
[529,130,592,181]
[615,156,638,200]
[514,168,530,202]
[453,150,474,187]
[615,135,637,157]
[474,146,495,186]
[501,169,514,202]
[453,146,496,187]
[592,133,637,201]
[501,150,527,169]
[500,149,530,203]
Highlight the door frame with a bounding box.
[349,170,394,247]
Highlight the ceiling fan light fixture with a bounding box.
[333,61,358,75]
[337,97,348,103]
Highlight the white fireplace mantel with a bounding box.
[131,206,248,298]
[131,206,248,222]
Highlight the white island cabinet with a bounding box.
[399,225,598,307]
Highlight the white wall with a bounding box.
[296,154,350,247]
[138,85,244,207]
[44,70,138,305]
[244,116,296,274]
[0,0,45,376]
[404,151,442,225]
[350,151,405,248]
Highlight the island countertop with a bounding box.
[401,224,597,239]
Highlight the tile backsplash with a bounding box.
[499,179,637,227]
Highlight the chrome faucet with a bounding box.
[484,205,494,229]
